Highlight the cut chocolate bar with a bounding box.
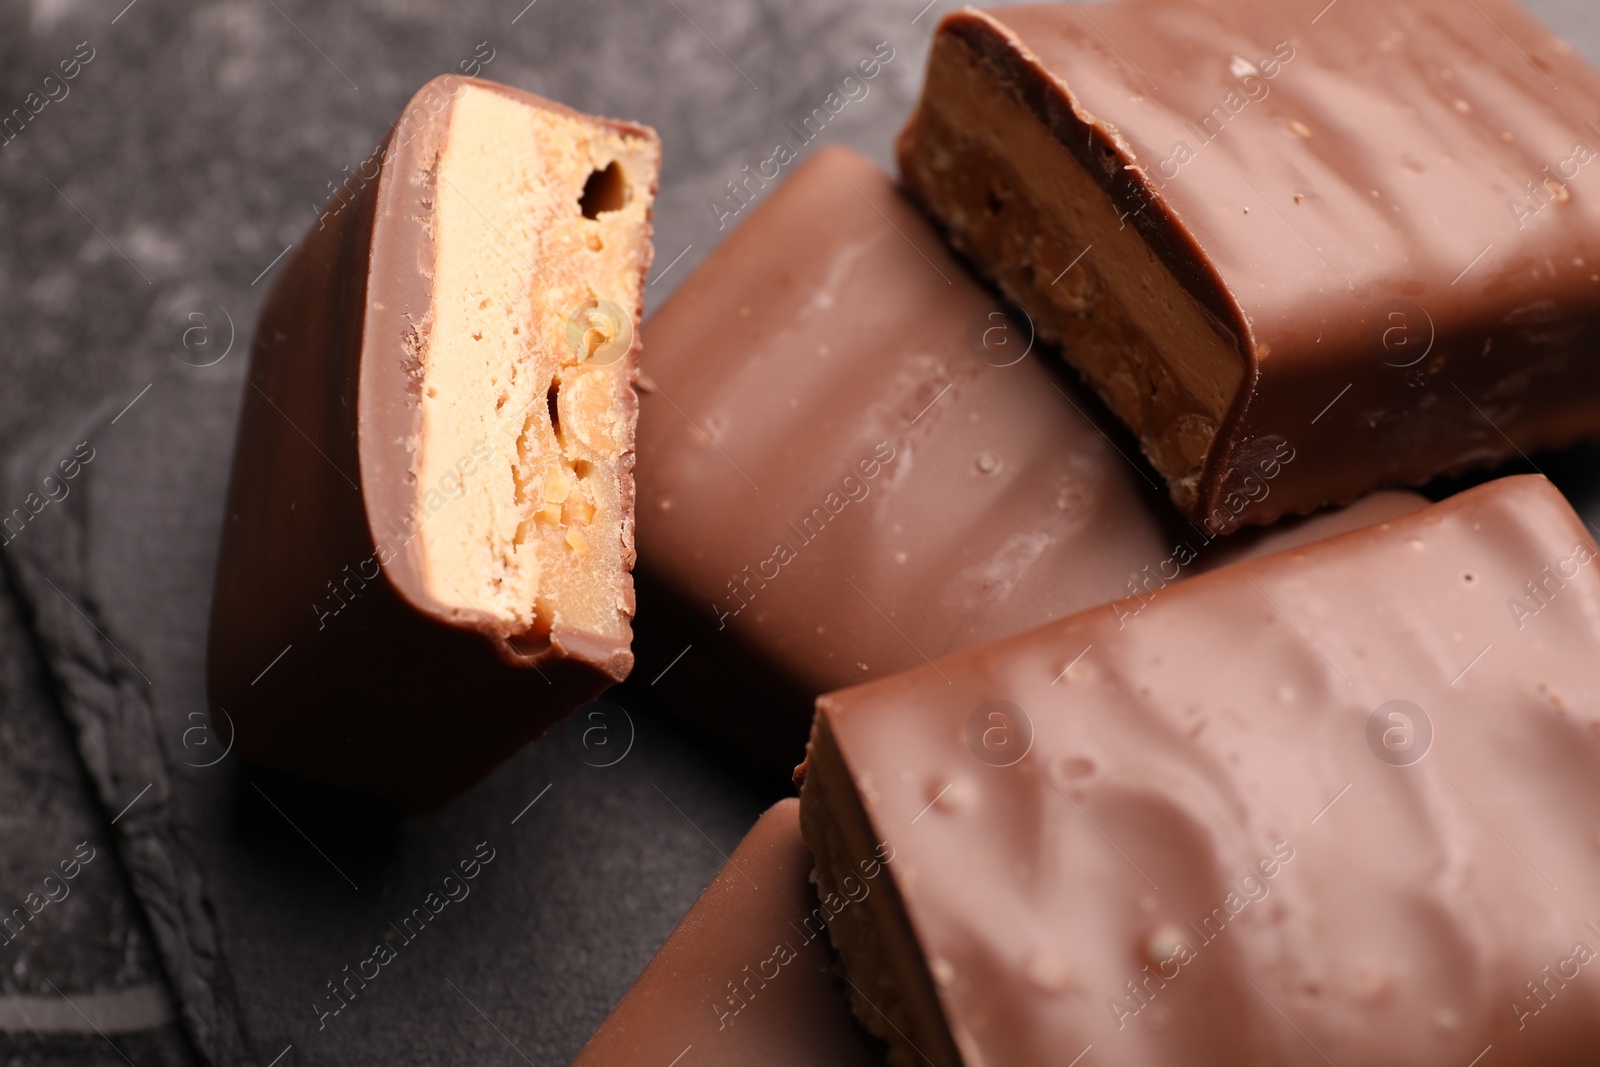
[208,76,658,810]
[571,800,882,1067]
[900,0,1600,531]
[800,475,1600,1066]
[632,146,1185,779]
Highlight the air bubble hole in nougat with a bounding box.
[580,161,627,219]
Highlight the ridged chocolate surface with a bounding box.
[908,0,1600,527]
[804,475,1600,1065]
[633,146,1184,777]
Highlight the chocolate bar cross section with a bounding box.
[209,76,659,810]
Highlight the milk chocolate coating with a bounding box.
[1199,489,1426,573]
[207,77,656,812]
[633,146,1185,779]
[801,475,1600,1066]
[571,799,882,1067]
[899,0,1600,531]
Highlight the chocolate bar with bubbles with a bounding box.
[899,0,1600,531]
[800,475,1600,1066]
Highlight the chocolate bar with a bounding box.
[208,76,659,810]
[635,159,1427,781]
[899,0,1600,531]
[800,474,1600,1066]
[632,145,1188,779]
[571,799,882,1066]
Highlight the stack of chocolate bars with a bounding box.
[210,0,1600,1062]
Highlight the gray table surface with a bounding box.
[2,1,1598,1066]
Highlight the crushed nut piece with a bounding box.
[563,497,596,526]
[544,466,572,504]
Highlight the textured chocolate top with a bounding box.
[979,0,1600,347]
[934,1,1600,522]
[811,474,1600,1064]
[633,146,1183,771]
[571,800,881,1067]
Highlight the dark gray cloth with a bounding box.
[3,1,1600,1066]
[0,560,198,1067]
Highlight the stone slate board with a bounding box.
[1,1,1599,1066]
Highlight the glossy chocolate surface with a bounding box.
[909,0,1600,528]
[633,146,1186,778]
[803,475,1600,1065]
[207,77,656,811]
[572,800,882,1067]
